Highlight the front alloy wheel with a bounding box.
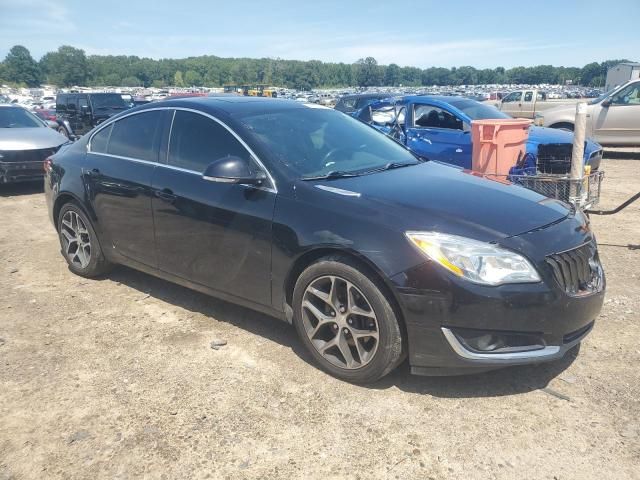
[302,275,379,369]
[293,256,404,383]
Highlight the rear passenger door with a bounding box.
[520,90,535,118]
[151,109,276,307]
[85,109,166,267]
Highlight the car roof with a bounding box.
[141,96,314,116]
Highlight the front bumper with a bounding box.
[390,217,605,374]
[0,160,45,183]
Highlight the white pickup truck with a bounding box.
[536,79,640,146]
[491,90,580,118]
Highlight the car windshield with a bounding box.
[238,106,420,178]
[90,94,127,109]
[447,98,512,120]
[0,108,43,128]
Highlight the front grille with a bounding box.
[537,143,572,174]
[0,147,56,164]
[546,242,603,296]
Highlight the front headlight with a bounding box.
[405,232,541,286]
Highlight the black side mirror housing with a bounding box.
[601,99,612,108]
[202,156,266,185]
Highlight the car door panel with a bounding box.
[152,169,275,306]
[406,103,472,168]
[151,109,275,307]
[593,83,640,145]
[84,110,165,267]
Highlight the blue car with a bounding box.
[356,96,603,175]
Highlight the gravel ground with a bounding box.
[1,157,639,480]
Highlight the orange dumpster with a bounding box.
[471,119,532,176]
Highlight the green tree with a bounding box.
[384,63,401,86]
[3,45,41,86]
[174,70,184,87]
[40,46,88,86]
[355,57,380,87]
[121,76,141,87]
[184,70,203,86]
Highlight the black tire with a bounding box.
[551,122,574,132]
[57,125,69,138]
[57,202,112,278]
[292,255,404,383]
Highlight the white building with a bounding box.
[605,62,640,91]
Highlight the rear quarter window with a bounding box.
[90,124,112,153]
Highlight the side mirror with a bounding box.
[46,120,58,129]
[601,99,611,108]
[202,156,266,185]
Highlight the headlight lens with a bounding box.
[406,232,541,286]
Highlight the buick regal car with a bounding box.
[0,104,69,184]
[44,97,605,383]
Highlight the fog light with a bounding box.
[451,328,545,354]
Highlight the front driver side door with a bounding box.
[592,82,640,145]
[405,103,471,168]
[151,109,276,307]
[500,91,523,117]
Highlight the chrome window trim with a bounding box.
[87,105,277,194]
[168,107,277,193]
[87,106,170,153]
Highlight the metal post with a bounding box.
[570,102,588,207]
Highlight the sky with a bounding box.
[1,0,638,68]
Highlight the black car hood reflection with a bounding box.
[304,161,571,240]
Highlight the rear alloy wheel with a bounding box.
[57,203,112,277]
[293,256,404,383]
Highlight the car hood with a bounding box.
[0,127,68,150]
[306,161,571,241]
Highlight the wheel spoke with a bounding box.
[336,332,357,368]
[349,327,379,340]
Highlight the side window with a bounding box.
[78,96,89,111]
[524,91,533,102]
[413,105,463,130]
[341,98,357,109]
[611,83,640,105]
[503,92,522,103]
[56,94,67,112]
[67,96,78,112]
[536,92,546,101]
[90,124,112,153]
[107,111,163,162]
[168,110,251,173]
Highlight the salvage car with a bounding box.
[44,97,604,383]
[492,89,581,119]
[537,79,640,145]
[0,104,68,184]
[334,93,393,115]
[357,96,603,174]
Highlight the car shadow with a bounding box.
[0,181,44,197]
[103,265,577,399]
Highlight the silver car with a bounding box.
[537,79,640,146]
[0,105,68,184]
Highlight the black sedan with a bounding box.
[44,97,605,383]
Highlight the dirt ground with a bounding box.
[1,156,639,480]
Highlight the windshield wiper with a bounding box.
[301,170,360,181]
[361,161,418,175]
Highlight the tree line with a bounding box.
[0,45,632,90]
